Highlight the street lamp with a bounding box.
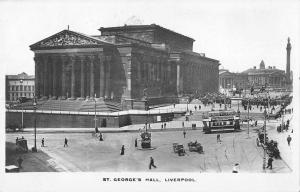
[262,107,267,170]
[19,79,24,130]
[247,98,250,138]
[94,93,97,131]
[32,95,37,152]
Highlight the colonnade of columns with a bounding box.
[34,54,112,99]
[219,77,234,89]
[133,54,172,97]
[181,61,218,94]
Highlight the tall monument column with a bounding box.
[286,37,291,83]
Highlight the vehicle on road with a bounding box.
[173,143,186,156]
[202,110,240,133]
[16,139,28,153]
[188,141,204,153]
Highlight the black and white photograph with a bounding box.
[0,0,299,191]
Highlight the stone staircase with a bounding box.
[39,100,83,111]
[79,100,121,112]
[11,99,122,113]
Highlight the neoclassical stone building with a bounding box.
[30,24,219,102]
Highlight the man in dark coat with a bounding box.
[149,157,157,169]
[17,156,23,169]
[135,138,138,147]
[120,145,125,155]
[64,137,68,147]
[266,157,274,169]
[287,135,292,146]
[41,138,45,147]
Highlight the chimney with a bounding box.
[268,66,271,69]
[253,66,256,69]
[273,66,276,69]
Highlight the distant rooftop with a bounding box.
[6,72,34,80]
[99,24,195,41]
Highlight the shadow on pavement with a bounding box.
[6,142,57,172]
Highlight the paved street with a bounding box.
[6,118,293,173]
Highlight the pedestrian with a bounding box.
[199,105,201,110]
[99,133,103,141]
[149,157,157,169]
[182,121,184,128]
[173,103,176,108]
[219,103,222,108]
[254,120,257,127]
[194,105,197,111]
[64,137,68,147]
[183,130,186,138]
[217,134,221,143]
[232,163,239,173]
[266,157,273,169]
[120,145,125,155]
[287,135,292,146]
[16,137,19,144]
[161,124,163,131]
[17,156,23,169]
[164,122,166,129]
[135,138,138,147]
[41,138,45,147]
[95,126,99,133]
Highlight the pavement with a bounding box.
[6,102,294,173]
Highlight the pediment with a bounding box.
[30,30,110,50]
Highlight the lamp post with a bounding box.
[94,93,97,131]
[20,79,24,130]
[247,98,250,138]
[186,99,189,112]
[32,95,37,152]
[262,107,267,171]
[262,88,269,171]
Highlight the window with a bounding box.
[20,85,23,91]
[28,86,31,91]
[32,86,35,91]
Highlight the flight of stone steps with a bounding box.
[9,99,122,113]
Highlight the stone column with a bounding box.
[105,56,111,98]
[176,62,180,94]
[34,56,40,98]
[52,56,57,97]
[43,56,48,97]
[80,56,85,98]
[61,56,67,97]
[70,56,76,99]
[99,55,105,98]
[89,55,95,97]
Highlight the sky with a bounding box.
[0,0,299,75]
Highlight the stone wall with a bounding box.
[6,111,185,129]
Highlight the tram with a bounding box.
[202,110,240,133]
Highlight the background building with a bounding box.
[30,24,219,106]
[241,60,286,89]
[6,72,35,102]
[219,38,292,93]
